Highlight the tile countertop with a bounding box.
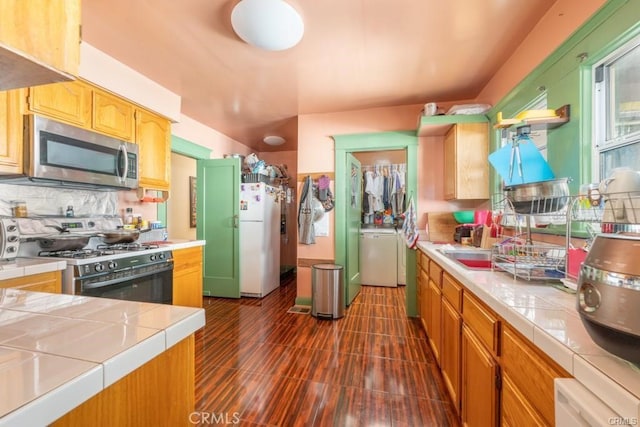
[418,242,640,419]
[0,290,205,427]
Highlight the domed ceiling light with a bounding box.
[231,0,304,51]
[263,135,286,146]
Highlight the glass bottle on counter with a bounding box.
[66,205,74,217]
[11,201,27,218]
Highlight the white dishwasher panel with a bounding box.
[360,230,397,287]
[555,378,620,426]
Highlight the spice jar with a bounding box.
[11,201,27,218]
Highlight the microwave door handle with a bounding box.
[118,144,129,183]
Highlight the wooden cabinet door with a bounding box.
[0,0,80,89]
[0,88,25,174]
[443,123,489,200]
[93,89,135,141]
[28,80,92,127]
[428,279,442,364]
[441,298,462,413]
[419,269,429,333]
[172,247,203,308]
[501,374,547,427]
[501,325,569,426]
[443,126,457,200]
[136,108,170,191]
[461,324,498,427]
[0,271,61,294]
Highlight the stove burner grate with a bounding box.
[96,243,160,252]
[38,249,116,258]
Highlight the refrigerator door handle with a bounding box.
[233,214,239,228]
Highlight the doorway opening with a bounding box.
[334,131,418,316]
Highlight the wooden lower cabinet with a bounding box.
[52,334,195,427]
[461,324,499,427]
[172,246,203,308]
[441,298,462,413]
[0,271,61,293]
[501,325,570,426]
[427,279,442,364]
[419,268,429,332]
[501,373,547,427]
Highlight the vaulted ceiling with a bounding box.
[81,0,558,151]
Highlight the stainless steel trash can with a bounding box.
[311,263,345,319]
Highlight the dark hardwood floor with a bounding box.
[194,274,460,426]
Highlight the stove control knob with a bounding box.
[158,253,165,260]
[578,282,600,313]
[150,254,157,261]
[94,263,105,272]
[6,225,17,232]
[7,235,18,243]
[108,261,117,270]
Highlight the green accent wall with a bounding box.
[334,131,419,317]
[488,0,640,196]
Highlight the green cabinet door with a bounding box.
[197,158,240,298]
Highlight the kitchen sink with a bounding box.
[439,248,493,270]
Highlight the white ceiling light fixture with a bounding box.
[231,0,304,51]
[263,135,286,146]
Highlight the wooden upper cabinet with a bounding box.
[136,108,171,191]
[93,90,135,142]
[0,88,25,174]
[0,0,80,90]
[27,80,92,128]
[443,122,489,200]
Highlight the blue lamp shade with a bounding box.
[231,0,304,51]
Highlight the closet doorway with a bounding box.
[334,131,418,314]
[354,150,407,228]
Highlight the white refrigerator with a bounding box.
[239,182,281,297]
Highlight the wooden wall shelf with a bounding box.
[494,105,570,130]
[416,114,489,137]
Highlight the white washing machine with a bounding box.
[360,228,398,287]
[397,230,406,285]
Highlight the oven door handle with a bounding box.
[79,264,174,290]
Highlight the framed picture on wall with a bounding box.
[189,176,196,228]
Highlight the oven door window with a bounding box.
[81,268,173,304]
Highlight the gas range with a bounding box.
[37,243,165,264]
[13,216,174,303]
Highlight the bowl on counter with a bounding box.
[453,210,475,224]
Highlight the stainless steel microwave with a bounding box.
[17,114,139,190]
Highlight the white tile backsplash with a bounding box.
[0,183,118,217]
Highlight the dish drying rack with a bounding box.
[490,194,568,281]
